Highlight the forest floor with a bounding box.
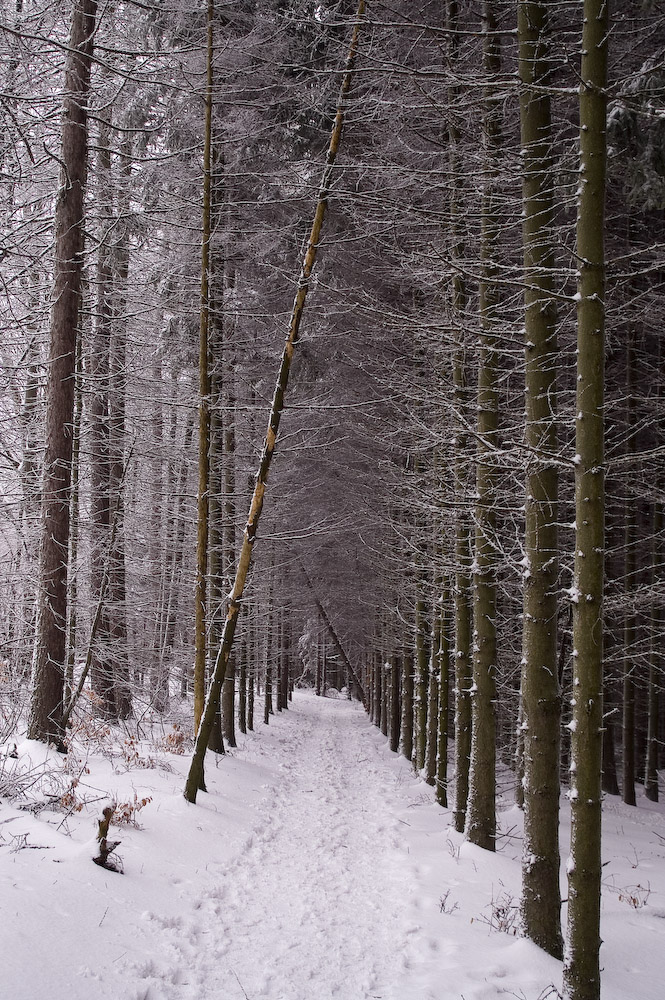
[1,690,664,1000]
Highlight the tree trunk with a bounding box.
[183,1,366,801]
[28,0,97,746]
[65,330,83,707]
[424,635,439,787]
[400,651,414,761]
[436,586,451,807]
[645,500,662,801]
[465,1,501,853]
[193,0,215,736]
[221,359,237,745]
[622,336,637,806]
[414,579,430,771]
[380,658,388,736]
[389,653,400,753]
[247,638,255,732]
[563,3,608,997]
[446,0,473,838]
[109,147,132,720]
[517,0,563,959]
[89,111,115,719]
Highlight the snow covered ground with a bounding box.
[1,690,664,1000]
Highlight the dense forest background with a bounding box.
[1,3,664,997]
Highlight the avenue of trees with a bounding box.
[1,3,664,999]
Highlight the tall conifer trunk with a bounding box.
[465,1,501,852]
[414,572,430,771]
[622,335,637,805]
[89,112,115,719]
[28,0,97,745]
[221,365,237,745]
[193,0,215,734]
[447,0,473,836]
[109,140,132,720]
[563,2,608,996]
[517,0,563,958]
[389,653,400,753]
[645,499,662,802]
[436,584,451,806]
[400,651,414,760]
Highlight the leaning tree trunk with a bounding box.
[184,1,366,802]
[517,0,563,959]
[465,0,502,853]
[28,0,97,745]
[298,556,366,701]
[563,3,608,998]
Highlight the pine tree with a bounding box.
[563,1,609,996]
[517,0,563,958]
[465,0,502,853]
[28,0,98,745]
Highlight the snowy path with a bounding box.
[5,689,664,1000]
[139,694,419,1000]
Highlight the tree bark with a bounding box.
[563,3,608,996]
[436,585,451,807]
[221,366,237,745]
[622,335,637,806]
[28,0,97,745]
[400,651,414,761]
[89,111,115,719]
[414,577,430,771]
[465,1,501,853]
[424,634,439,787]
[645,500,662,801]
[389,653,400,753]
[193,0,215,735]
[446,0,473,837]
[517,0,563,959]
[109,140,132,720]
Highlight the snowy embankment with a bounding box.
[1,691,664,1000]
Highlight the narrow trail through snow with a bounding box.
[141,694,422,1000]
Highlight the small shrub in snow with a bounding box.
[116,738,157,772]
[58,777,85,815]
[69,715,113,746]
[157,724,187,755]
[617,882,651,909]
[476,886,519,935]
[439,889,459,915]
[113,792,153,827]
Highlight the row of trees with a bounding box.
[2,3,664,999]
